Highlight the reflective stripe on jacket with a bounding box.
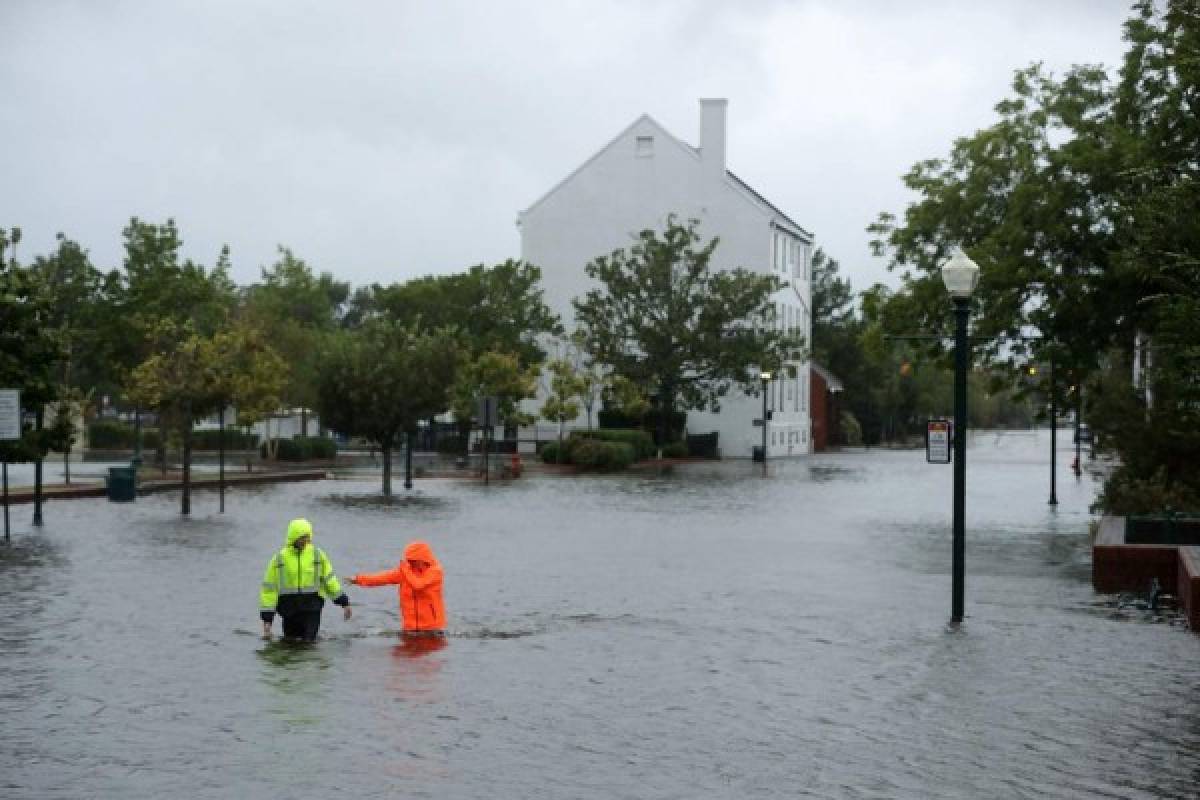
[259,545,344,614]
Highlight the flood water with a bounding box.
[2,430,1198,799]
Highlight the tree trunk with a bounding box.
[381,442,393,498]
[181,412,192,515]
[404,429,414,490]
[301,408,308,437]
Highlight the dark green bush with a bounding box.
[261,436,338,461]
[572,428,655,460]
[1093,465,1200,516]
[685,432,718,458]
[539,440,567,464]
[598,408,686,443]
[87,420,160,450]
[435,435,467,455]
[190,428,259,450]
[571,439,635,471]
[661,440,688,459]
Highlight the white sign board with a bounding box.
[926,418,951,464]
[0,390,20,441]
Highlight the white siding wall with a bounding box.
[518,105,813,458]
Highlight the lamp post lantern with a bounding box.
[941,248,979,625]
[760,370,772,473]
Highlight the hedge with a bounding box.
[571,439,635,471]
[571,428,655,460]
[597,408,687,443]
[88,420,160,450]
[661,440,688,459]
[261,436,337,461]
[190,429,259,451]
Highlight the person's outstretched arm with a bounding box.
[350,565,405,587]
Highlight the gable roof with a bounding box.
[520,111,811,242]
[519,114,698,219]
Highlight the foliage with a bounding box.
[574,216,805,426]
[316,318,460,495]
[840,412,863,446]
[541,358,584,441]
[868,1,1200,505]
[0,233,67,463]
[569,439,635,471]
[451,350,538,431]
[572,428,655,460]
[660,440,688,459]
[260,436,336,461]
[240,247,348,428]
[685,432,719,459]
[371,259,561,367]
[87,420,161,450]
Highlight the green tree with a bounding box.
[373,259,561,367]
[0,233,66,481]
[30,234,108,483]
[128,321,286,514]
[111,218,237,470]
[574,217,805,444]
[241,246,349,436]
[450,351,538,455]
[316,319,461,496]
[540,358,584,458]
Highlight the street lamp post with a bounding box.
[941,248,980,625]
[760,370,771,473]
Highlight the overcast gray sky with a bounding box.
[2,1,1132,295]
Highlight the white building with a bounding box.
[517,98,814,458]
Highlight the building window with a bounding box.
[636,136,654,157]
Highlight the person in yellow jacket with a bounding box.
[259,518,351,641]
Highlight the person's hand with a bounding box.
[262,621,272,639]
[348,575,360,586]
[343,605,353,621]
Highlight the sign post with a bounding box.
[0,389,21,543]
[926,418,952,464]
[476,396,498,486]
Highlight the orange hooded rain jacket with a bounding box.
[351,540,445,632]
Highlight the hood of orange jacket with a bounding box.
[404,540,438,566]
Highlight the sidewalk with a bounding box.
[0,468,331,505]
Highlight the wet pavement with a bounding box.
[2,430,1197,799]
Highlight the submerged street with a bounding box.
[2,430,1197,799]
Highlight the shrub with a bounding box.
[661,440,688,459]
[190,428,259,451]
[598,408,687,443]
[436,435,467,455]
[1093,465,1200,516]
[571,439,635,471]
[571,428,655,460]
[87,420,160,450]
[839,411,863,446]
[261,436,338,461]
[686,432,718,459]
[539,440,567,464]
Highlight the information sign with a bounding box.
[0,390,20,440]
[926,418,951,464]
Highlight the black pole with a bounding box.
[1080,393,1089,479]
[952,297,970,624]
[218,407,225,514]
[761,376,768,474]
[483,423,490,486]
[404,430,413,490]
[32,406,43,527]
[133,406,142,467]
[3,460,8,543]
[1049,355,1058,506]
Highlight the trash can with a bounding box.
[752,446,765,463]
[106,466,137,503]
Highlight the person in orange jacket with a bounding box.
[350,540,446,633]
